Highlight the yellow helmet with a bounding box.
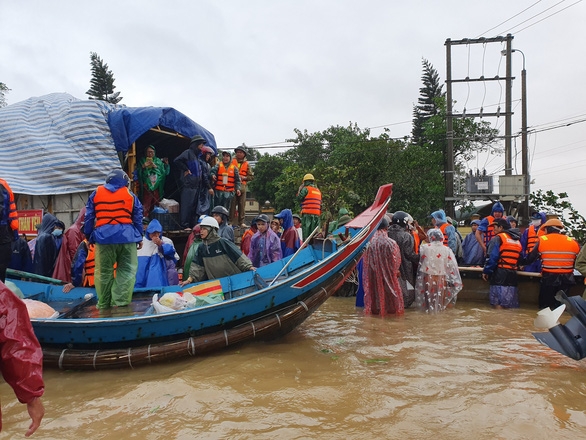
[303,173,315,182]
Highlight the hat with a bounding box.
[190,135,206,145]
[470,219,481,226]
[491,218,510,230]
[292,214,301,221]
[531,212,542,220]
[234,145,247,156]
[446,216,454,225]
[255,214,270,223]
[338,214,352,227]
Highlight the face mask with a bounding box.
[531,219,541,227]
[52,229,63,237]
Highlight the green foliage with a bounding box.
[86,52,122,104]
[0,82,10,108]
[412,58,444,146]
[530,189,586,243]
[248,153,287,207]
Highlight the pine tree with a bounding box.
[0,82,10,108]
[86,52,122,104]
[411,58,444,146]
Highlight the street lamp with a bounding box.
[502,48,529,223]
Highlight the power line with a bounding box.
[512,0,583,34]
[477,0,544,37]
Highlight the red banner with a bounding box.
[18,209,44,236]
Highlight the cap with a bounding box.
[531,212,542,220]
[491,218,510,229]
[255,214,270,223]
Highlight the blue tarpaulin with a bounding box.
[0,93,216,195]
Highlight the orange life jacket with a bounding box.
[0,178,19,232]
[83,241,96,287]
[483,215,495,248]
[232,158,250,187]
[412,230,421,255]
[496,232,522,270]
[438,222,449,247]
[526,224,545,253]
[214,162,237,192]
[301,186,322,216]
[94,186,134,228]
[538,233,580,274]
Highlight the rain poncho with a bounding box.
[274,209,300,257]
[33,213,59,277]
[248,228,282,267]
[363,229,404,316]
[138,146,170,196]
[135,219,179,288]
[52,207,86,283]
[415,228,462,313]
[387,223,419,308]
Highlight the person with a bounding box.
[240,220,257,257]
[183,224,203,276]
[520,211,547,273]
[575,244,586,298]
[475,201,505,255]
[297,173,322,241]
[52,220,65,254]
[211,151,241,212]
[248,214,282,268]
[52,207,86,283]
[414,228,463,313]
[446,216,463,263]
[137,145,170,217]
[292,213,303,242]
[270,218,282,236]
[362,216,404,316]
[229,145,253,227]
[0,178,19,283]
[135,219,179,288]
[181,216,254,284]
[387,211,419,308]
[200,145,217,216]
[211,205,235,243]
[506,215,518,229]
[328,207,352,233]
[9,233,33,274]
[174,135,212,229]
[32,213,59,278]
[430,209,458,255]
[521,218,580,310]
[461,219,484,266]
[408,214,426,255]
[84,169,144,309]
[274,209,301,257]
[481,218,522,309]
[62,238,96,293]
[0,281,45,437]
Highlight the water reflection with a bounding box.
[2,298,586,439]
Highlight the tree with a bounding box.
[0,82,10,108]
[530,189,586,244]
[86,52,122,104]
[412,59,444,146]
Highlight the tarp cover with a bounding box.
[0,93,216,195]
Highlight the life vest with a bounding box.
[526,224,545,253]
[94,186,134,228]
[0,178,19,232]
[214,162,237,192]
[483,215,495,248]
[83,241,96,287]
[496,232,522,270]
[301,186,322,216]
[412,230,421,255]
[438,223,449,247]
[538,233,580,274]
[232,158,250,187]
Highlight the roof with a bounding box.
[0,93,216,195]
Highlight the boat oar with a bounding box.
[6,268,66,285]
[268,225,320,287]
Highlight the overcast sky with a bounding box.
[2,0,585,216]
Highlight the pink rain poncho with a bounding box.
[414,228,463,312]
[363,227,404,316]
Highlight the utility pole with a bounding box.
[504,36,513,176]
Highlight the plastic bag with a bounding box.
[23,299,59,319]
[159,292,188,310]
[151,293,176,314]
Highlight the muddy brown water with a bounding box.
[2,297,586,439]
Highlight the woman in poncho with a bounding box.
[138,145,170,217]
[414,228,462,313]
[363,216,404,316]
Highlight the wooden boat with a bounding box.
[8,184,393,370]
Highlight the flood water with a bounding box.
[2,296,586,439]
